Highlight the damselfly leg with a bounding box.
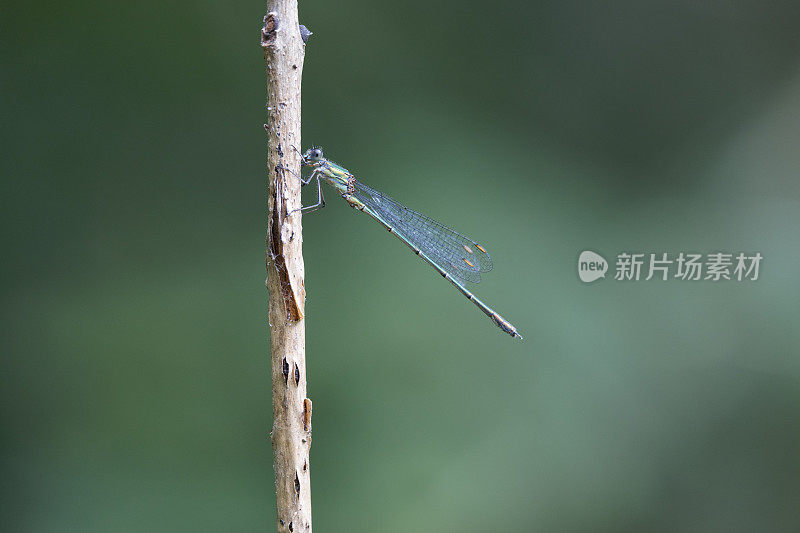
[288,169,326,216]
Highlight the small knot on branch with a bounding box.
[299,24,312,43]
[262,13,278,48]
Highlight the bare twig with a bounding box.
[261,1,310,531]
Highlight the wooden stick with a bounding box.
[261,3,310,531]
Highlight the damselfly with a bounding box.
[291,147,522,340]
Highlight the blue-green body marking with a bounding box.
[294,147,522,340]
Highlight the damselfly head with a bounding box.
[303,147,324,164]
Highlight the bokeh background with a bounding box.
[3,1,800,531]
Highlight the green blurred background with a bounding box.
[3,1,800,531]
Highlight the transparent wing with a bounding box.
[352,180,492,284]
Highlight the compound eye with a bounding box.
[313,149,321,158]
